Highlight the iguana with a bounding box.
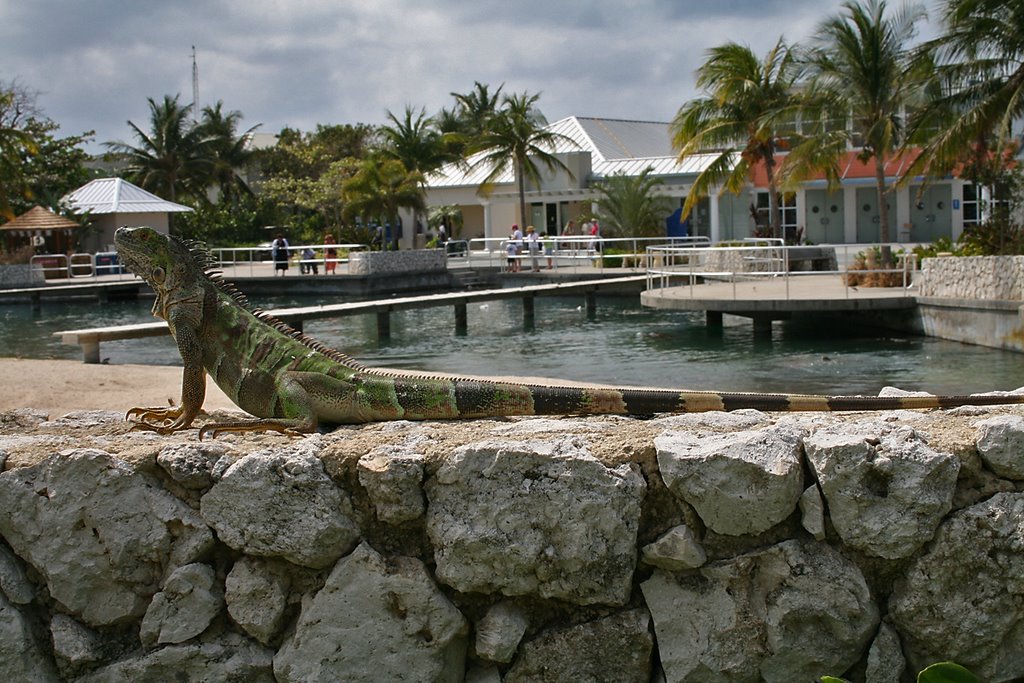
[114,226,1024,439]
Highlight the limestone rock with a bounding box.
[804,426,959,559]
[140,563,222,647]
[225,556,290,645]
[641,539,877,683]
[475,601,529,664]
[0,591,59,682]
[76,632,275,682]
[0,448,214,626]
[0,544,34,605]
[156,442,232,490]
[655,427,804,536]
[890,492,1024,680]
[799,485,827,541]
[974,414,1024,480]
[641,524,706,570]
[200,446,359,568]
[50,613,106,678]
[273,542,467,683]
[504,609,653,683]
[357,447,426,524]
[865,622,905,683]
[425,438,645,606]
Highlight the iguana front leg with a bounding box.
[126,324,207,434]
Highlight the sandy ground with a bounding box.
[0,358,239,417]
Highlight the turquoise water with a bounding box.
[4,294,1024,396]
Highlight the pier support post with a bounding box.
[454,302,468,335]
[706,310,723,328]
[290,319,304,333]
[523,295,535,330]
[752,315,773,337]
[376,311,391,340]
[585,291,597,320]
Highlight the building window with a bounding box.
[963,182,1011,227]
[755,192,797,235]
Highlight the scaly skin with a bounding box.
[114,226,1024,438]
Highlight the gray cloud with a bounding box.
[1,0,932,153]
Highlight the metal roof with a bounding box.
[426,116,721,189]
[63,178,194,215]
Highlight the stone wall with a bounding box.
[349,249,447,276]
[916,255,1024,300]
[0,264,44,288]
[2,400,1024,681]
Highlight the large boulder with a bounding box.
[0,449,213,626]
[655,427,804,536]
[139,562,223,647]
[974,414,1024,480]
[890,492,1024,680]
[200,445,359,569]
[273,543,467,682]
[425,438,645,606]
[804,425,959,559]
[504,609,653,683]
[225,556,291,646]
[641,539,878,683]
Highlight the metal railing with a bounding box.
[208,243,368,277]
[449,235,712,272]
[645,241,918,300]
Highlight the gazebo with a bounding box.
[62,178,193,253]
[0,205,80,255]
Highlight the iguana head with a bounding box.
[115,226,208,318]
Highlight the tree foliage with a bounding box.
[593,167,674,238]
[789,0,928,258]
[0,80,94,221]
[671,38,801,239]
[470,91,576,226]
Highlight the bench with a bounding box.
[57,322,168,363]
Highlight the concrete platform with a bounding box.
[641,274,917,333]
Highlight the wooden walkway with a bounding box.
[56,276,647,363]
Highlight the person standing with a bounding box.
[272,234,290,276]
[510,224,524,272]
[323,234,338,274]
[525,226,541,272]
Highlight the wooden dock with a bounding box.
[56,276,647,363]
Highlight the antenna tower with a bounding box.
[191,45,199,123]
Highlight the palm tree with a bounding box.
[342,158,426,246]
[593,167,674,238]
[0,91,37,220]
[671,38,801,239]
[905,0,1024,189]
[793,0,928,261]
[197,101,260,203]
[378,105,453,174]
[470,91,576,227]
[105,94,214,204]
[451,81,504,139]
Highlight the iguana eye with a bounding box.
[152,267,165,283]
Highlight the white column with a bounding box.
[843,186,858,243]
[709,190,721,243]
[481,200,492,241]
[895,186,911,243]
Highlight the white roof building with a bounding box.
[62,178,193,252]
[424,116,722,241]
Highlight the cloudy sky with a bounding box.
[2,0,939,154]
